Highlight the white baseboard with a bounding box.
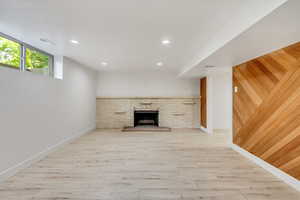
[231,143,300,192]
[213,129,231,134]
[0,124,96,183]
[200,126,211,134]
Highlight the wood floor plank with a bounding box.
[0,129,299,199]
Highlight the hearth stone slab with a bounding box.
[122,126,171,132]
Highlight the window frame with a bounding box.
[0,33,22,69]
[0,32,54,77]
[24,44,54,76]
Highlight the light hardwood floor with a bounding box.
[0,129,299,200]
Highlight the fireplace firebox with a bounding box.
[134,110,159,127]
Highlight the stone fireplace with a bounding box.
[96,97,199,129]
[134,110,159,127]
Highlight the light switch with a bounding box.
[234,86,238,93]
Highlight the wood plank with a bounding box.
[233,42,300,181]
[200,77,207,128]
[0,129,299,199]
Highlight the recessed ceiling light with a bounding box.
[156,62,164,67]
[70,40,79,44]
[161,39,171,45]
[101,62,108,66]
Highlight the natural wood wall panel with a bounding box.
[200,77,207,128]
[233,42,300,180]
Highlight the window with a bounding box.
[0,36,21,68]
[26,48,51,75]
[0,33,54,77]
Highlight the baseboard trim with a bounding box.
[200,126,210,134]
[0,125,96,183]
[213,129,231,134]
[231,143,300,192]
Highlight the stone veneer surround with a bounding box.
[96,97,200,129]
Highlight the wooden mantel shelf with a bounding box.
[183,102,196,105]
[140,102,153,105]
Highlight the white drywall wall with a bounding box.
[0,57,97,178]
[203,68,232,133]
[211,69,232,130]
[97,71,199,97]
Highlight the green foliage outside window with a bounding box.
[0,35,50,74]
[0,36,21,68]
[26,48,49,72]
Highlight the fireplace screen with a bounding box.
[134,110,159,127]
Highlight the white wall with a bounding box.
[97,71,199,97]
[203,68,232,133]
[0,57,97,177]
[211,69,232,130]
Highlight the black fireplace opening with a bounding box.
[134,110,159,127]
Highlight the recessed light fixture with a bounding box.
[70,40,79,44]
[161,39,171,45]
[101,62,108,66]
[156,62,164,67]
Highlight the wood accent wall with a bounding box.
[233,42,300,180]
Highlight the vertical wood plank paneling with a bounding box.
[233,42,300,180]
[200,77,207,128]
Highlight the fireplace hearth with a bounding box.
[134,110,159,127]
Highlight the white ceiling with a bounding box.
[0,0,287,75]
[183,0,300,77]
